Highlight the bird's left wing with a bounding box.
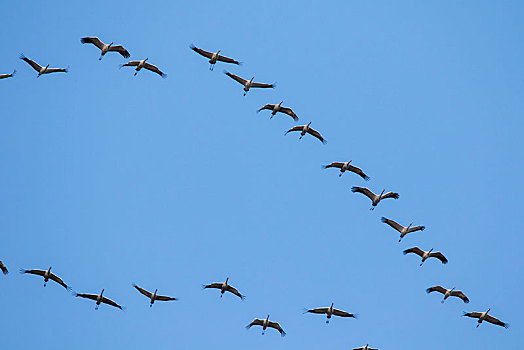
[156,295,178,301]
[49,273,71,290]
[430,252,448,264]
[268,321,286,336]
[101,296,124,310]
[279,107,299,121]
[381,191,399,200]
[144,63,167,78]
[225,72,247,86]
[332,309,357,318]
[485,315,509,328]
[190,45,213,59]
[285,125,304,134]
[133,284,153,298]
[251,81,275,89]
[108,45,130,58]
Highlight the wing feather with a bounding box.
[80,37,105,50]
[403,246,425,257]
[19,55,42,72]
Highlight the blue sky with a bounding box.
[1,1,523,349]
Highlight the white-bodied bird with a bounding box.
[304,303,357,323]
[75,289,124,310]
[426,286,469,303]
[203,277,245,300]
[285,122,326,144]
[224,71,274,95]
[257,101,298,121]
[20,267,70,290]
[20,55,68,77]
[120,58,166,78]
[351,187,399,210]
[133,284,177,307]
[403,247,448,266]
[190,44,240,70]
[246,315,286,336]
[323,160,369,180]
[463,309,508,328]
[381,217,425,242]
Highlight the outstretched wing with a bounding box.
[45,68,68,74]
[381,217,404,233]
[307,127,326,144]
[20,269,46,277]
[133,284,153,298]
[351,187,375,201]
[485,315,509,328]
[120,60,140,68]
[251,81,274,89]
[75,293,98,301]
[108,45,130,58]
[305,307,329,314]
[332,309,357,318]
[225,285,245,299]
[203,282,222,290]
[144,63,167,78]
[0,260,8,274]
[381,191,399,200]
[225,72,247,86]
[268,321,286,336]
[80,37,105,50]
[156,295,177,301]
[403,247,425,257]
[426,285,447,295]
[49,273,71,290]
[257,104,275,112]
[450,290,469,303]
[285,125,304,134]
[217,54,240,65]
[430,252,448,264]
[279,107,299,121]
[347,164,370,180]
[101,296,124,310]
[246,318,264,329]
[407,225,425,233]
[19,55,42,72]
[323,162,344,169]
[190,45,213,59]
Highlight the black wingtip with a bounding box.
[402,250,409,255]
[381,217,387,223]
[189,43,196,50]
[420,226,426,231]
[503,323,510,329]
[161,73,167,78]
[350,186,359,193]
[80,38,87,44]
[19,269,26,274]
[425,288,432,294]
[321,165,328,169]
[19,54,26,60]
[364,175,370,181]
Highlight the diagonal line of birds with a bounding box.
[0,34,509,348]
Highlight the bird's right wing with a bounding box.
[80,37,105,50]
[75,293,99,301]
[305,307,329,314]
[268,321,286,336]
[0,260,8,275]
[351,187,375,201]
[225,72,247,86]
[323,162,344,169]
[144,63,167,77]
[430,252,448,264]
[381,191,400,200]
[217,54,240,64]
[225,285,245,299]
[332,309,357,318]
[120,61,140,68]
[403,247,425,257]
[251,81,275,89]
[246,318,264,328]
[190,45,213,59]
[156,295,177,301]
[381,217,404,233]
[19,55,42,72]
[203,282,222,290]
[485,315,509,328]
[307,128,326,144]
[426,285,447,295]
[101,296,124,310]
[49,273,71,290]
[108,45,130,58]
[451,290,469,303]
[285,125,304,135]
[347,164,370,180]
[407,225,425,233]
[133,284,153,298]
[257,104,274,112]
[279,107,299,121]
[19,269,45,277]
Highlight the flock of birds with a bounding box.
[1,34,509,349]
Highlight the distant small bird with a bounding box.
[75,289,124,310]
[224,71,274,96]
[381,217,425,242]
[19,267,70,290]
[353,345,379,350]
[463,309,508,328]
[190,44,240,71]
[133,284,177,307]
[426,286,469,304]
[285,122,326,144]
[304,303,357,324]
[20,55,68,77]
[351,187,399,210]
[0,260,8,275]
[0,70,15,80]
[403,247,448,266]
[80,37,130,60]
[120,58,166,78]
[257,101,298,121]
[323,160,369,180]
[203,277,245,300]
[246,315,286,336]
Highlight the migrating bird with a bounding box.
[353,345,380,350]
[246,315,286,336]
[0,260,8,275]
[381,217,425,242]
[323,160,369,180]
[403,247,448,266]
[0,70,15,80]
[224,71,274,96]
[426,285,469,304]
[351,187,399,210]
[304,303,357,324]
[202,277,245,300]
[19,267,70,290]
[463,309,508,328]
[20,55,68,77]
[80,36,130,60]
[190,44,240,71]
[257,101,298,121]
[285,122,326,144]
[133,284,177,307]
[120,58,167,78]
[75,289,124,310]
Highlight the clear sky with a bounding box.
[1,1,523,349]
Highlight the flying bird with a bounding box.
[203,277,245,299]
[19,267,70,290]
[120,58,166,78]
[463,309,508,328]
[351,187,399,210]
[353,345,380,350]
[20,55,68,77]
[323,160,369,180]
[75,289,124,310]
[257,101,298,121]
[190,44,240,70]
[246,315,286,336]
[224,71,274,96]
[133,284,177,307]
[403,247,448,266]
[304,303,357,324]
[80,36,130,60]
[0,260,8,274]
[381,217,425,242]
[285,122,326,144]
[426,286,469,304]
[0,70,15,80]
